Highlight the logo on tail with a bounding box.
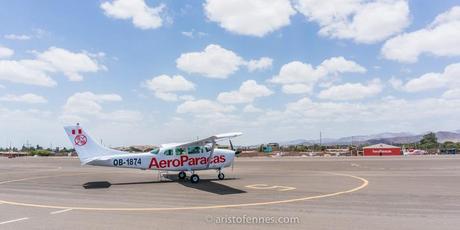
[71,128,87,146]
[75,135,87,146]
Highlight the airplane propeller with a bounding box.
[229,139,241,172]
[229,140,241,155]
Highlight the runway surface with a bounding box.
[0,155,459,229]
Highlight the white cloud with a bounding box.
[217,80,273,104]
[204,0,296,37]
[396,63,460,92]
[143,74,195,101]
[442,89,460,99]
[176,44,244,79]
[270,61,320,85]
[0,60,57,87]
[100,0,165,30]
[318,79,383,100]
[319,56,367,74]
[61,92,142,123]
[37,47,103,81]
[402,73,445,92]
[181,30,207,38]
[243,104,263,113]
[176,99,235,114]
[177,44,272,79]
[382,6,460,63]
[282,83,313,94]
[388,76,403,90]
[253,96,460,137]
[0,93,47,104]
[295,0,410,43]
[181,31,194,38]
[270,57,366,94]
[0,47,104,87]
[4,34,31,40]
[0,45,14,58]
[246,57,273,72]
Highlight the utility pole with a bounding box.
[319,131,322,151]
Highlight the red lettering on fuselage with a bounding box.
[148,155,226,169]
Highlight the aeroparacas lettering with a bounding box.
[148,155,226,169]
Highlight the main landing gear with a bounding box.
[190,174,200,183]
[178,171,186,180]
[178,170,224,183]
[178,171,200,183]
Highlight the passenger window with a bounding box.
[176,147,185,155]
[164,149,173,156]
[188,146,201,154]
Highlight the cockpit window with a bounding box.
[150,148,159,154]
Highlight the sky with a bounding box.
[1,0,460,148]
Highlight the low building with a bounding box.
[0,151,28,158]
[363,143,401,156]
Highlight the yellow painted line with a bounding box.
[0,217,29,225]
[0,173,89,185]
[245,184,296,191]
[50,208,73,215]
[0,172,368,211]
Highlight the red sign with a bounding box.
[363,148,400,156]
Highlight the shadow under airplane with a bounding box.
[83,174,246,195]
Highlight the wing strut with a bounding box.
[205,141,216,169]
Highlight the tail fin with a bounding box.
[64,124,125,165]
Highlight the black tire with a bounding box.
[191,174,200,183]
[218,172,225,180]
[178,171,186,180]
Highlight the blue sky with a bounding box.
[1,0,460,148]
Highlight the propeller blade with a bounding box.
[229,139,234,150]
[230,139,242,155]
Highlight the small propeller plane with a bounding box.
[64,124,242,183]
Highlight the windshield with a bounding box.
[150,148,159,154]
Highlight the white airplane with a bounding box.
[64,124,242,183]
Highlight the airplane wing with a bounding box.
[162,132,243,149]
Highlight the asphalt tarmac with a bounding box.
[0,155,459,230]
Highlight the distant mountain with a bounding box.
[278,139,311,146]
[333,132,413,144]
[278,130,460,146]
[436,131,460,142]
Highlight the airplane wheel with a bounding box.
[191,174,200,183]
[218,172,225,180]
[178,171,186,180]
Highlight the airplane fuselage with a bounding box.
[86,148,235,171]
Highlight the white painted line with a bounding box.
[0,217,29,225]
[50,208,72,215]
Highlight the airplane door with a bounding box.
[187,146,208,170]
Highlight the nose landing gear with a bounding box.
[218,172,225,180]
